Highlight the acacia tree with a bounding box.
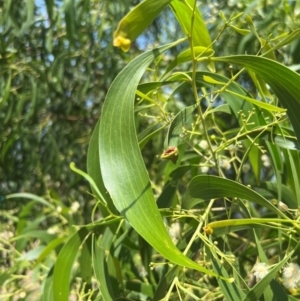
[2,0,300,300]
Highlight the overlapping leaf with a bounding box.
[97,41,228,279]
[187,175,288,219]
[213,55,300,143]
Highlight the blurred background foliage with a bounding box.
[0,0,135,202]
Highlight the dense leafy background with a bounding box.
[1,0,299,199]
[1,0,300,300]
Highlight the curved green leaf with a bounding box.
[35,237,65,266]
[87,120,118,216]
[170,0,214,71]
[113,0,172,52]
[92,229,116,301]
[263,28,300,57]
[187,175,288,219]
[207,218,298,231]
[206,246,246,301]
[170,0,212,48]
[53,228,89,301]
[5,193,55,210]
[42,269,54,301]
[139,124,166,150]
[98,41,228,280]
[212,55,300,143]
[282,148,300,205]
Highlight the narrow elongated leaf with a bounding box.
[79,235,93,290]
[45,0,54,21]
[259,182,296,209]
[167,71,266,126]
[42,269,54,301]
[203,75,285,112]
[35,237,65,266]
[113,0,172,51]
[98,41,228,279]
[170,0,214,70]
[126,281,154,297]
[206,223,280,238]
[64,0,76,45]
[265,141,283,209]
[170,0,211,48]
[206,246,246,301]
[5,193,55,210]
[0,72,11,109]
[18,245,45,261]
[282,148,300,205]
[137,81,175,94]
[70,162,106,205]
[207,104,231,115]
[207,218,297,231]
[224,89,285,112]
[139,124,166,150]
[24,77,37,122]
[19,0,34,36]
[53,228,89,301]
[274,135,299,150]
[212,55,300,143]
[263,28,300,57]
[87,120,118,216]
[96,228,125,299]
[92,230,115,301]
[187,175,288,219]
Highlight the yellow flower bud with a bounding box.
[113,36,131,52]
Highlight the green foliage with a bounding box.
[0,0,134,199]
[2,0,300,300]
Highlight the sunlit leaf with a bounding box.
[170,0,214,70]
[212,55,300,143]
[170,0,212,48]
[53,228,89,301]
[87,121,118,216]
[113,0,172,51]
[98,41,229,280]
[206,246,246,301]
[187,175,288,219]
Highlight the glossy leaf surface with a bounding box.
[98,42,226,279]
